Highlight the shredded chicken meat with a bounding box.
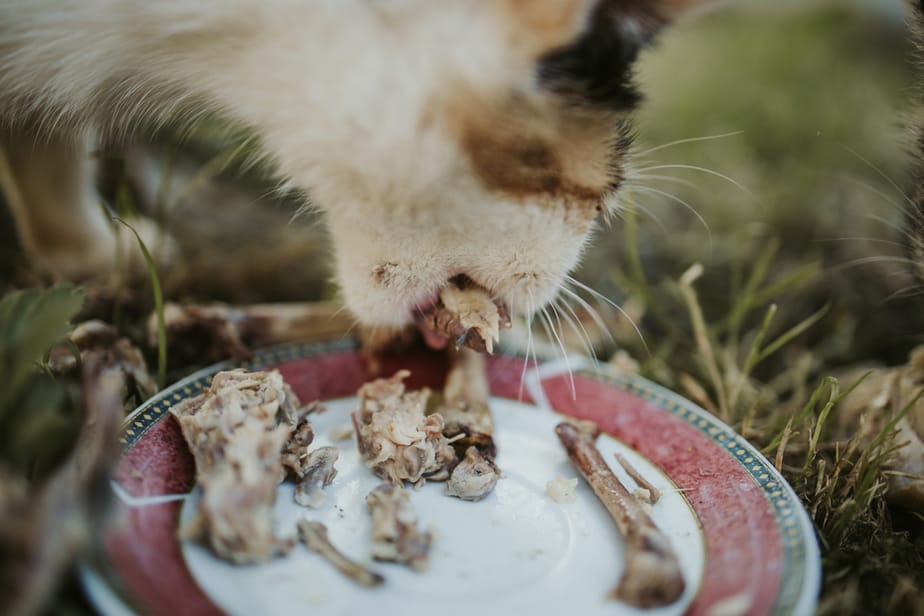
[352,371,457,487]
[171,369,314,563]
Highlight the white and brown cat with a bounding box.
[0,0,711,343]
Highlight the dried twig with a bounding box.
[556,422,685,607]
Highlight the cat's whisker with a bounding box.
[884,283,924,302]
[549,299,577,356]
[540,306,576,399]
[627,172,698,190]
[631,163,752,197]
[618,187,669,234]
[814,236,906,249]
[633,130,744,157]
[864,213,909,236]
[624,184,712,245]
[517,294,531,401]
[558,284,616,346]
[840,144,917,210]
[838,174,909,216]
[555,294,599,366]
[827,255,919,273]
[564,275,648,354]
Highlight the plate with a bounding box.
[82,339,820,616]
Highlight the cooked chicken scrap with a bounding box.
[439,349,500,501]
[352,371,457,487]
[546,476,579,504]
[445,446,498,501]
[366,483,432,571]
[294,446,339,508]
[354,350,500,500]
[420,278,511,354]
[171,369,309,563]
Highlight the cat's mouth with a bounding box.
[411,275,511,352]
[412,295,448,350]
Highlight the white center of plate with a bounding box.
[181,397,705,616]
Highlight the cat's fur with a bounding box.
[0,0,707,331]
[907,0,924,281]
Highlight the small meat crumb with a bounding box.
[546,476,579,504]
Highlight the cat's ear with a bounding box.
[502,0,600,53]
[534,0,721,109]
[505,0,719,53]
[592,0,721,44]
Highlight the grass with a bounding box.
[1,1,923,614]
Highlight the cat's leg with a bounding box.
[0,130,171,280]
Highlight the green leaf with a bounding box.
[0,285,84,414]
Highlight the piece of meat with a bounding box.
[556,421,685,608]
[297,520,384,587]
[445,446,499,501]
[352,371,457,487]
[546,476,579,504]
[419,278,511,354]
[294,446,339,508]
[280,418,316,481]
[366,483,432,571]
[439,349,500,500]
[439,348,496,459]
[170,369,304,563]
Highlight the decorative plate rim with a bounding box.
[87,338,821,616]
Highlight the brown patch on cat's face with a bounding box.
[448,92,624,224]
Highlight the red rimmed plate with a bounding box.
[82,339,820,616]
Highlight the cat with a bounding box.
[0,0,711,343]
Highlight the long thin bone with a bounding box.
[555,422,685,607]
[297,520,384,587]
[614,452,661,504]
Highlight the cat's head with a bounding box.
[307,0,712,338]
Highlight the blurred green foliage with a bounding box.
[0,285,83,479]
